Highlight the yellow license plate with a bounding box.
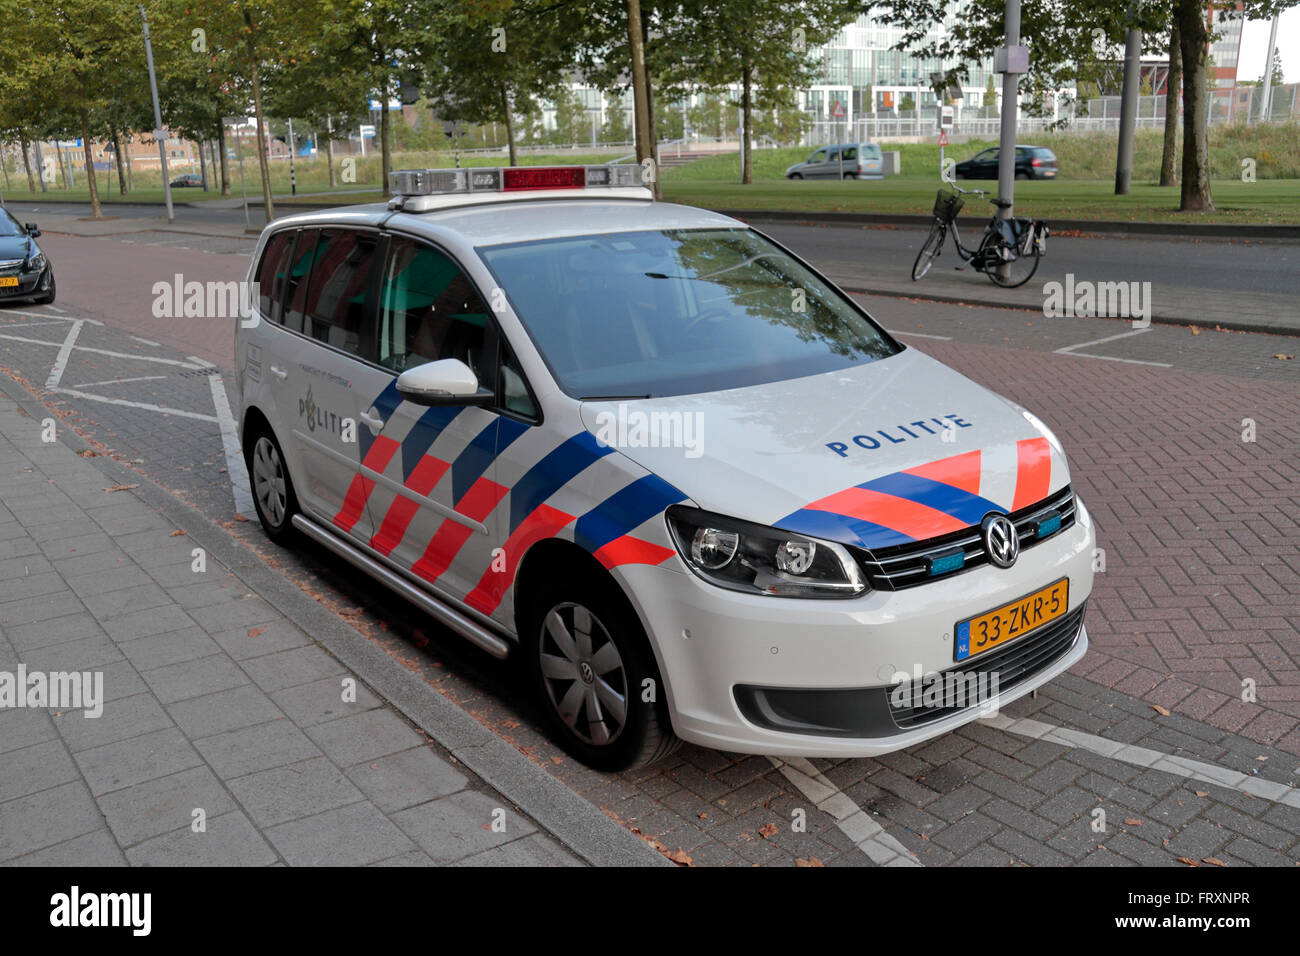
[955,578,1068,662]
[0,277,18,288]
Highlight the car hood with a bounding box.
[579,347,1069,552]
[0,235,34,263]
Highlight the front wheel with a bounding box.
[788,173,803,180]
[33,272,55,305]
[911,221,946,281]
[523,577,679,771]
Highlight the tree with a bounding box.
[1159,23,1180,186]
[602,102,633,143]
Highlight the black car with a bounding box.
[170,173,204,187]
[0,209,54,305]
[954,145,1058,180]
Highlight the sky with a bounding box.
[1239,7,1299,85]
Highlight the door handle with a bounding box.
[359,410,384,434]
[268,364,288,380]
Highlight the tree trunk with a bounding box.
[79,105,102,219]
[245,20,275,220]
[1,150,9,191]
[500,83,517,166]
[217,126,230,195]
[1176,0,1212,211]
[626,0,654,184]
[380,73,392,197]
[111,126,128,194]
[20,135,35,193]
[326,115,337,187]
[1159,23,1181,187]
[741,58,753,185]
[198,132,208,190]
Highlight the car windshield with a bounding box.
[477,228,901,399]
[0,211,24,237]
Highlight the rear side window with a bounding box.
[282,229,320,334]
[255,231,294,322]
[863,144,881,158]
[841,147,857,161]
[303,229,378,357]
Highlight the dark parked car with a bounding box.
[170,173,204,187]
[954,145,1058,180]
[0,209,54,305]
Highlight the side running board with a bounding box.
[290,514,512,660]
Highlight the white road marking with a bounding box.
[45,319,84,388]
[887,329,953,340]
[189,356,254,517]
[129,336,161,347]
[768,756,923,866]
[48,386,219,423]
[43,304,67,314]
[981,713,1300,808]
[0,332,203,369]
[73,375,167,388]
[0,320,68,328]
[1054,327,1172,367]
[0,309,101,324]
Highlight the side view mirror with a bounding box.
[25,223,40,237]
[395,358,493,407]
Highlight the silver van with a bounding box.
[785,143,884,180]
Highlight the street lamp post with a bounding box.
[140,4,174,222]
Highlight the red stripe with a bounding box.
[809,486,968,540]
[903,449,982,496]
[409,477,509,585]
[593,535,675,571]
[369,456,450,556]
[1011,437,1052,511]
[464,503,574,615]
[333,436,401,533]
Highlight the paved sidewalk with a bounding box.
[0,394,598,866]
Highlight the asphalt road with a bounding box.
[2,225,1297,867]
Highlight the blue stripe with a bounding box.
[359,380,403,461]
[451,417,528,504]
[509,432,614,533]
[399,406,462,481]
[860,472,1003,527]
[574,475,686,554]
[775,508,915,550]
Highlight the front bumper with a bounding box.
[617,510,1095,758]
[0,267,51,301]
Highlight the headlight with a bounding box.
[24,252,45,274]
[666,505,867,599]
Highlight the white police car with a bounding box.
[235,165,1094,770]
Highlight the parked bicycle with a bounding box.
[911,184,1049,288]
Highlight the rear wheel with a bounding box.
[911,221,946,281]
[246,428,299,542]
[982,231,1041,288]
[522,573,679,771]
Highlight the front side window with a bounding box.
[478,228,900,399]
[376,236,490,377]
[808,149,828,164]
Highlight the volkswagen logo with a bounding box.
[981,514,1020,569]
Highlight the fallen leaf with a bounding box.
[1152,704,1171,716]
[1203,857,1227,867]
[233,514,249,522]
[1256,755,1269,762]
[759,823,779,839]
[1195,791,1209,797]
[698,812,708,820]
[1274,354,1294,360]
[796,857,824,867]
[104,483,138,492]
[665,849,693,866]
[247,627,265,638]
[1124,818,1143,826]
[1190,326,1201,335]
[169,530,186,537]
[1177,857,1200,867]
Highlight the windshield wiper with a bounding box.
[579,393,652,401]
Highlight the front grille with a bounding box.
[854,485,1076,591]
[0,258,23,275]
[888,601,1086,729]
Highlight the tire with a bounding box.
[982,232,1041,288]
[33,272,55,305]
[522,572,680,771]
[245,426,300,543]
[789,173,802,180]
[1015,171,1029,181]
[911,221,946,281]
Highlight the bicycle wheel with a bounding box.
[982,233,1040,288]
[911,221,946,281]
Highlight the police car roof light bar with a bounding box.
[389,164,642,198]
